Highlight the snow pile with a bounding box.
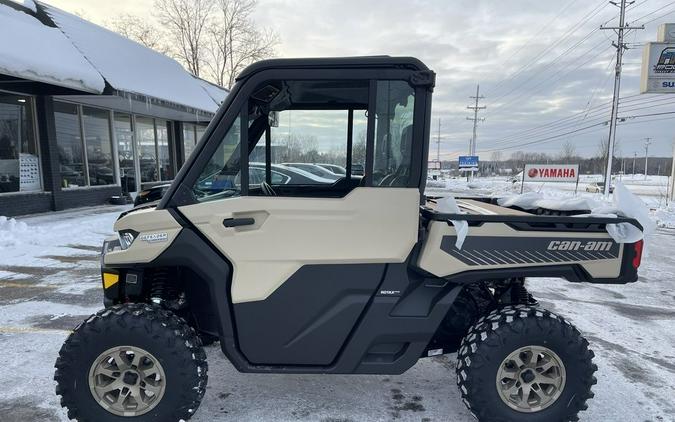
[497,183,656,244]
[42,3,226,112]
[0,3,104,93]
[436,196,468,249]
[498,192,603,212]
[0,216,32,247]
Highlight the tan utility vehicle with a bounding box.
[54,57,644,422]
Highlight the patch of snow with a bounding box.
[498,191,604,211]
[653,206,675,229]
[0,3,104,93]
[0,216,33,247]
[42,3,226,112]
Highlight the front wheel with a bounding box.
[456,305,597,422]
[54,304,208,421]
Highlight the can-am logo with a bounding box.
[654,47,675,74]
[139,232,168,243]
[547,240,613,252]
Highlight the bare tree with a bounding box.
[558,140,577,164]
[205,0,279,88]
[155,0,215,77]
[106,14,170,55]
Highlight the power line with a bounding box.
[487,0,610,101]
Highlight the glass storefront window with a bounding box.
[114,113,136,193]
[0,93,40,193]
[55,102,86,188]
[136,116,157,183]
[183,123,196,161]
[156,119,173,181]
[82,107,114,186]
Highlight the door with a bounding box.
[178,78,422,365]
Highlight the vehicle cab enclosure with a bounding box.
[101,57,642,375]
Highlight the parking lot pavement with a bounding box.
[0,206,673,421]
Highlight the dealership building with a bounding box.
[0,0,227,216]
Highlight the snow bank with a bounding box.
[42,3,225,112]
[653,206,675,229]
[0,3,104,93]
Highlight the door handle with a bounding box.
[223,217,255,228]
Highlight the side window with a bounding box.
[191,115,241,202]
[269,109,348,186]
[373,81,415,187]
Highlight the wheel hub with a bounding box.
[496,345,566,413]
[88,345,166,417]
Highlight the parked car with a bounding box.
[316,163,346,175]
[586,182,614,193]
[282,163,341,180]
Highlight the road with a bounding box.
[0,206,673,421]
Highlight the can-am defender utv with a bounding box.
[54,57,644,422]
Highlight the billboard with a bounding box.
[458,155,479,168]
[428,161,441,170]
[523,164,579,182]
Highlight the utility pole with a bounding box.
[466,84,485,180]
[644,137,652,180]
[600,0,643,196]
[632,152,637,176]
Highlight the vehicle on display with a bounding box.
[586,181,615,193]
[283,162,342,180]
[316,163,346,175]
[54,57,644,422]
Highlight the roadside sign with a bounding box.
[523,164,579,182]
[640,24,675,94]
[458,155,479,168]
[428,161,441,170]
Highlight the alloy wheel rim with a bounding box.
[496,345,566,413]
[88,345,166,417]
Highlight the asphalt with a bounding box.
[0,207,673,422]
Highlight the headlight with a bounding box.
[118,230,138,250]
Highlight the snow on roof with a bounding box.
[8,0,36,12]
[41,2,225,113]
[0,3,104,93]
[195,77,229,107]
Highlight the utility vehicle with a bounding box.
[54,57,644,422]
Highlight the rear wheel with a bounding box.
[55,304,208,421]
[456,305,596,422]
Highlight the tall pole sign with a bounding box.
[641,23,675,94]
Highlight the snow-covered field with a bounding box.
[0,179,673,421]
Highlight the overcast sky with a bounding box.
[47,0,675,159]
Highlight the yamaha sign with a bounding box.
[523,164,579,183]
[640,23,675,94]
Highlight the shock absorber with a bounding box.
[512,279,538,305]
[149,268,171,305]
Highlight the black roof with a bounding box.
[236,56,429,81]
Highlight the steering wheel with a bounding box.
[260,181,276,196]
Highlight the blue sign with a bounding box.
[458,155,479,168]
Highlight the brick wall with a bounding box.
[53,185,121,211]
[0,191,52,216]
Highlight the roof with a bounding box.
[0,0,228,113]
[236,56,430,81]
[0,1,104,93]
